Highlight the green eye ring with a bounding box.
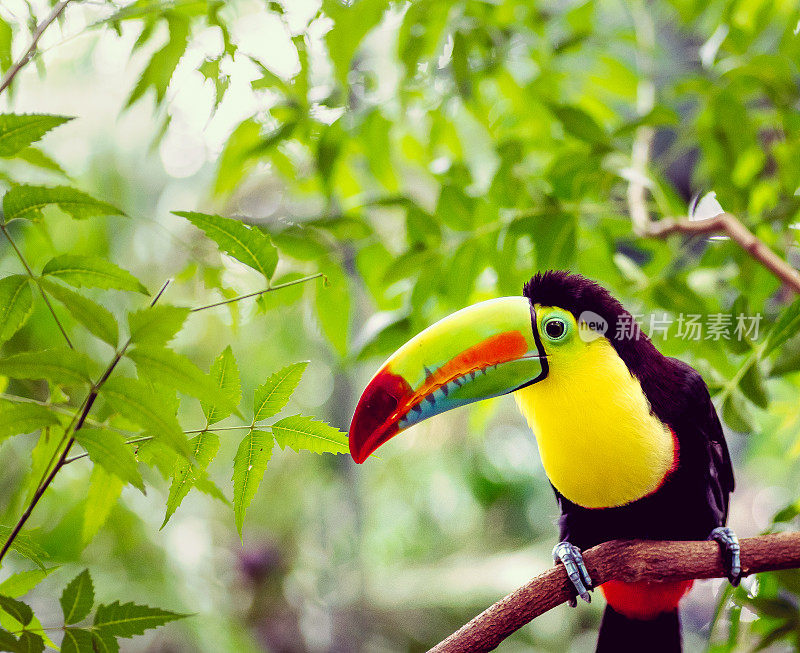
[542,315,569,341]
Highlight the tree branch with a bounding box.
[644,213,800,295]
[0,280,171,567]
[0,0,73,96]
[431,532,800,653]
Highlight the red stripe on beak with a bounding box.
[349,368,411,463]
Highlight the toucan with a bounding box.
[349,271,741,652]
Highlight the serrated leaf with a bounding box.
[93,601,187,638]
[0,275,32,344]
[74,429,144,492]
[173,211,278,280]
[82,466,123,546]
[101,377,190,456]
[271,415,348,455]
[127,306,189,346]
[253,362,308,422]
[0,568,56,598]
[38,278,118,346]
[202,346,241,425]
[41,256,148,294]
[0,527,47,570]
[232,429,273,537]
[2,185,125,222]
[60,570,94,625]
[0,404,59,442]
[0,348,93,386]
[127,346,236,411]
[91,631,118,653]
[0,595,32,626]
[126,13,189,108]
[162,432,220,528]
[0,114,72,158]
[60,628,93,653]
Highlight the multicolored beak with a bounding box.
[349,297,548,463]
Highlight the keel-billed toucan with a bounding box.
[349,271,740,652]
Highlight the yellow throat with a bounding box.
[514,333,675,509]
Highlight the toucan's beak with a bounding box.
[349,297,548,463]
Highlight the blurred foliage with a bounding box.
[0,0,798,651]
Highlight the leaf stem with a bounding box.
[61,425,251,465]
[0,223,74,348]
[63,436,153,465]
[190,272,324,312]
[0,280,171,567]
[0,0,74,95]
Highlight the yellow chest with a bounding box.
[513,339,675,509]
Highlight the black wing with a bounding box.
[664,358,735,525]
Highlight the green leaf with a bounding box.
[60,570,94,625]
[0,628,16,652]
[739,363,769,409]
[764,299,800,356]
[0,595,32,626]
[37,278,118,347]
[162,432,220,528]
[82,466,123,546]
[0,568,57,598]
[0,275,32,344]
[323,0,389,87]
[127,14,189,107]
[232,429,273,537]
[548,103,608,144]
[41,255,148,294]
[315,261,350,357]
[60,628,94,653]
[93,601,187,638]
[270,415,348,455]
[127,346,236,411]
[0,18,11,75]
[0,348,93,386]
[15,630,43,653]
[127,305,189,346]
[202,346,241,425]
[91,631,118,653]
[173,211,278,280]
[2,185,125,222]
[0,527,48,570]
[0,114,72,158]
[101,377,190,456]
[0,404,59,442]
[74,429,144,492]
[253,362,308,422]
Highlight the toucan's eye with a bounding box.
[544,318,567,340]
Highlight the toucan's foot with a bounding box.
[709,526,742,586]
[553,541,592,606]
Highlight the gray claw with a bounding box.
[709,526,742,587]
[553,541,592,605]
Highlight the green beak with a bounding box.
[349,297,548,463]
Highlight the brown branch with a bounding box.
[645,213,800,295]
[0,0,73,95]
[430,532,800,653]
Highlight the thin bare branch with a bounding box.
[0,0,73,95]
[431,532,800,653]
[190,272,324,312]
